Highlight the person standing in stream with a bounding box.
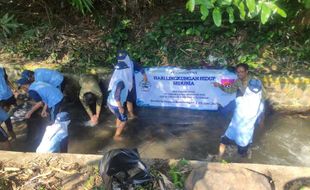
[108,50,148,119]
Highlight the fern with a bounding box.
[0,13,21,38]
[69,0,94,14]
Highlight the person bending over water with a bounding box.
[79,75,103,127]
[17,68,65,91]
[18,80,63,122]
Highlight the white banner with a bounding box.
[135,67,237,110]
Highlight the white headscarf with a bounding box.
[108,55,134,91]
[36,120,71,153]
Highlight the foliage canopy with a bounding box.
[186,0,288,26]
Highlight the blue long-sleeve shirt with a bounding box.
[114,81,125,102]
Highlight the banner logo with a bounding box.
[139,81,151,92]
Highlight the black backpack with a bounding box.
[99,148,152,190]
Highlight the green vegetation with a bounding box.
[186,0,287,26]
[0,13,22,38]
[168,159,190,189]
[0,0,309,74]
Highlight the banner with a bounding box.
[135,67,237,110]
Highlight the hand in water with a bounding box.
[90,115,98,126]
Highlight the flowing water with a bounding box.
[6,102,310,167]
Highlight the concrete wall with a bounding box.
[1,151,310,190]
[262,75,310,113]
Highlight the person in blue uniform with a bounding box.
[218,79,264,158]
[17,79,64,122]
[0,67,16,139]
[0,67,16,110]
[17,68,65,90]
[36,112,70,153]
[108,51,148,119]
[107,62,129,141]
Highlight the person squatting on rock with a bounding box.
[218,79,264,158]
[109,50,148,119]
[0,67,17,139]
[36,112,70,153]
[107,61,130,141]
[79,75,103,127]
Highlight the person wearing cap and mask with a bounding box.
[107,61,129,141]
[0,67,17,139]
[108,50,148,119]
[17,79,63,122]
[17,68,64,90]
[218,79,264,158]
[36,112,70,153]
[79,75,103,126]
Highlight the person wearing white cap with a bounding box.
[218,79,264,158]
[108,50,148,119]
[36,112,70,153]
[107,61,130,141]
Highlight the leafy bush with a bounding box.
[168,159,190,189]
[186,0,287,26]
[0,13,21,38]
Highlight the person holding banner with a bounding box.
[218,79,264,158]
[108,50,148,119]
[213,63,252,97]
[107,61,129,141]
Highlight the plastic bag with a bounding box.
[99,148,152,190]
